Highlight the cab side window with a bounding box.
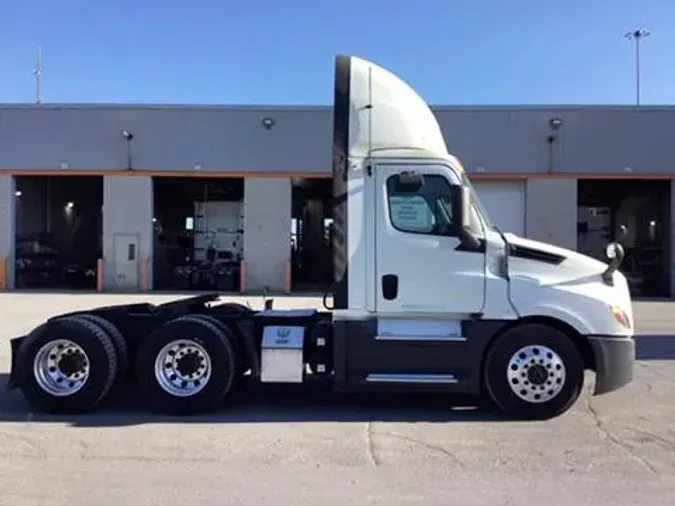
[386,173,459,237]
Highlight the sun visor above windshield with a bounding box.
[331,55,449,172]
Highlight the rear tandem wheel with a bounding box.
[68,313,129,389]
[135,315,238,414]
[15,316,119,414]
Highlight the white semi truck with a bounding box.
[7,55,635,420]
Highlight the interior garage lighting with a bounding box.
[65,201,74,210]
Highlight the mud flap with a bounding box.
[7,336,26,390]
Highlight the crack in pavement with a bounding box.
[374,432,465,468]
[364,421,379,467]
[629,428,675,451]
[584,395,657,474]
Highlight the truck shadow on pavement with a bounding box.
[1,334,673,428]
[0,377,502,427]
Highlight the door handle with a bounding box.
[382,274,398,300]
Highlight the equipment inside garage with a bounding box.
[14,175,102,290]
[578,178,670,297]
[153,177,244,291]
[291,178,333,292]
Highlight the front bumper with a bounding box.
[588,335,635,395]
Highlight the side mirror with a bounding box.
[601,241,625,286]
[605,242,625,263]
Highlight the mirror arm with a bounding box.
[458,227,482,251]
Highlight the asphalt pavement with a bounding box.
[0,293,674,506]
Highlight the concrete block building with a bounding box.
[1,104,674,297]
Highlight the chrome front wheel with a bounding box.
[484,323,585,420]
[506,345,567,404]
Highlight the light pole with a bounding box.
[624,29,650,106]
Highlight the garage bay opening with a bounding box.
[577,178,670,297]
[14,175,103,290]
[291,178,333,292]
[152,177,244,292]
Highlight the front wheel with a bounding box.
[483,323,585,420]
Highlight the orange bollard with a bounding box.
[239,260,247,293]
[0,257,6,291]
[140,257,150,292]
[96,258,104,292]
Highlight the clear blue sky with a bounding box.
[2,0,673,105]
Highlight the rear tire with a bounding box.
[217,303,252,315]
[135,315,237,414]
[69,314,129,388]
[483,323,584,420]
[192,314,248,377]
[16,317,118,414]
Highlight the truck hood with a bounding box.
[502,233,633,336]
[503,232,609,284]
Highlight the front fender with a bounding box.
[518,304,594,336]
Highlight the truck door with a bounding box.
[375,164,486,316]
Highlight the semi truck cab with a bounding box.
[6,55,635,420]
[329,55,634,417]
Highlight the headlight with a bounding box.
[609,305,631,330]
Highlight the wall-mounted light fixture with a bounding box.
[121,129,134,170]
[14,190,22,197]
[549,117,563,131]
[261,117,275,130]
[547,117,564,144]
[546,117,563,173]
[65,201,74,210]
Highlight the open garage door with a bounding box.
[472,180,525,236]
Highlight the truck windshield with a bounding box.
[461,172,495,231]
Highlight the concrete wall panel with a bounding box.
[102,176,153,291]
[243,178,291,292]
[525,178,578,250]
[0,175,16,288]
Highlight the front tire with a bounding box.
[484,323,585,420]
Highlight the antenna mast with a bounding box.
[33,46,43,104]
